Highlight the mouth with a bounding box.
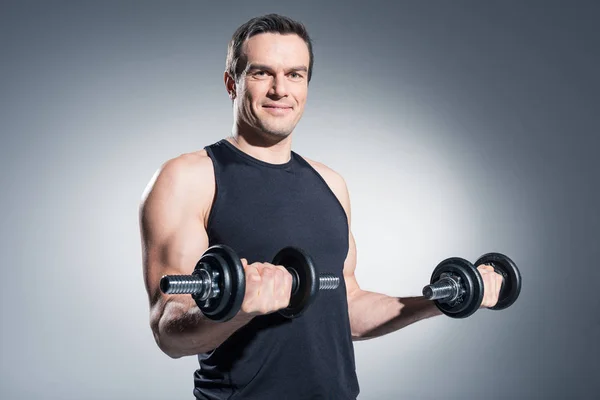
[263,104,293,109]
[262,104,293,115]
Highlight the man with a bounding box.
[139,14,503,399]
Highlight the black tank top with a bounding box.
[193,139,360,399]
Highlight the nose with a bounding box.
[269,73,289,98]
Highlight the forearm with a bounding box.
[153,297,253,358]
[348,290,443,341]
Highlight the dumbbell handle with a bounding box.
[422,266,507,303]
[422,277,460,302]
[161,271,214,297]
[161,271,339,297]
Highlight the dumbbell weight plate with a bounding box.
[194,245,246,322]
[475,252,521,311]
[430,257,484,319]
[272,247,318,319]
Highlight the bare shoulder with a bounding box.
[140,149,215,224]
[302,157,346,188]
[302,156,351,217]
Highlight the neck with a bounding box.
[228,122,293,165]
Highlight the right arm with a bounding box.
[140,153,293,359]
[139,153,253,359]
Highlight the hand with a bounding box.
[238,258,294,317]
[477,264,504,308]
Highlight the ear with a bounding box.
[224,71,236,99]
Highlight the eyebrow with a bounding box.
[246,64,308,73]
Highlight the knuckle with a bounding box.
[276,265,287,274]
[241,301,255,314]
[245,265,259,275]
[262,265,274,274]
[261,304,272,314]
[260,272,271,282]
[261,272,273,285]
[242,292,255,305]
[275,269,286,282]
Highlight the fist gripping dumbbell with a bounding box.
[422,253,522,318]
[160,245,340,322]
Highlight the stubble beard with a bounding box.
[255,117,294,140]
[249,104,297,143]
[235,99,299,144]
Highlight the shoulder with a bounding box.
[155,149,213,187]
[302,156,347,193]
[301,156,351,219]
[140,149,215,220]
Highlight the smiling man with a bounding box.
[139,14,503,399]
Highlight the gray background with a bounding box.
[1,1,598,399]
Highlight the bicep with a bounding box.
[343,230,361,297]
[139,160,210,313]
[141,209,209,308]
[330,171,361,296]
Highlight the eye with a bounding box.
[289,72,304,80]
[250,70,269,79]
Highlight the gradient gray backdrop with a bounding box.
[1,1,598,399]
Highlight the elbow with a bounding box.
[160,345,181,359]
[156,335,184,359]
[158,337,212,359]
[350,327,369,341]
[150,313,185,359]
[347,292,367,341]
[150,313,213,358]
[164,349,186,360]
[351,333,364,342]
[152,325,190,359]
[348,317,364,340]
[350,323,378,341]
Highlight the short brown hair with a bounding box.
[225,14,314,83]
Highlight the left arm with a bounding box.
[310,161,442,340]
[343,231,443,341]
[312,162,500,341]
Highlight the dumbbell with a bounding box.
[159,244,340,322]
[421,252,522,318]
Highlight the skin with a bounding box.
[139,32,504,359]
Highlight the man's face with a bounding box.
[232,33,310,140]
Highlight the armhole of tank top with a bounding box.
[204,146,221,233]
[293,153,350,228]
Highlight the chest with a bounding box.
[207,167,349,275]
